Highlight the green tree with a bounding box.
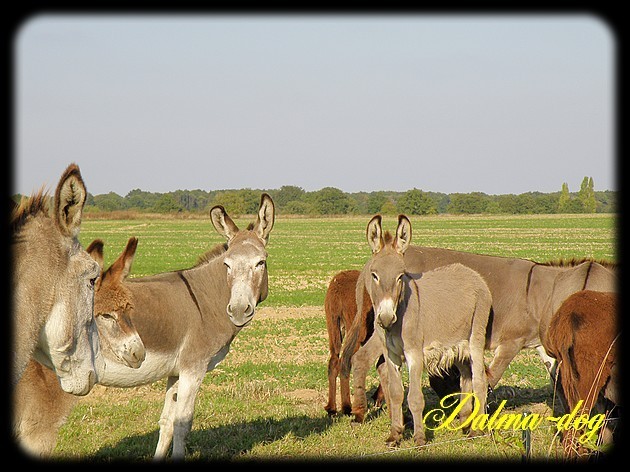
[93,192,125,212]
[397,189,436,215]
[529,192,558,214]
[85,192,95,207]
[312,187,351,215]
[236,189,263,214]
[210,191,246,215]
[272,186,305,212]
[367,192,387,214]
[125,189,159,211]
[579,176,597,213]
[152,193,182,213]
[514,193,536,214]
[380,199,398,215]
[565,197,585,213]
[496,194,519,214]
[557,182,570,213]
[284,200,313,215]
[446,192,489,214]
[485,199,502,214]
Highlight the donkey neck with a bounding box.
[179,253,231,315]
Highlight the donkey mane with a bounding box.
[536,257,617,270]
[10,189,51,235]
[195,242,229,267]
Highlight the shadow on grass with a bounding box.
[360,384,557,440]
[91,414,333,461]
[89,385,557,461]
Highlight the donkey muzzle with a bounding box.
[376,298,397,330]
[227,284,257,328]
[120,336,146,369]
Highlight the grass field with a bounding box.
[48,213,616,461]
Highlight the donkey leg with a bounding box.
[536,345,557,379]
[170,370,205,460]
[325,354,339,415]
[486,340,524,388]
[470,357,488,417]
[406,353,426,447]
[384,360,405,447]
[455,361,474,435]
[16,409,65,458]
[374,354,388,409]
[469,350,488,437]
[350,334,383,423]
[339,364,352,415]
[154,376,179,460]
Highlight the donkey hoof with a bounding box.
[414,436,427,447]
[467,428,484,438]
[341,404,353,416]
[385,435,401,448]
[351,413,365,424]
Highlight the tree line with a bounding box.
[13,176,615,216]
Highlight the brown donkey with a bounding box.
[363,215,492,447]
[544,290,619,459]
[324,270,384,416]
[11,163,102,395]
[14,237,147,457]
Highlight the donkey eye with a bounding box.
[256,260,266,269]
[224,262,232,273]
[371,272,379,283]
[89,277,97,287]
[99,313,116,321]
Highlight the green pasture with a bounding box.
[47,213,617,461]
[78,213,616,307]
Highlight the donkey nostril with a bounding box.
[88,370,96,388]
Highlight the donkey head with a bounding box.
[210,193,275,328]
[25,164,103,395]
[86,237,146,369]
[365,214,412,330]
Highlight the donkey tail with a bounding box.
[547,316,581,407]
[324,292,343,360]
[340,316,362,378]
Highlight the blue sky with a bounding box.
[14,14,615,197]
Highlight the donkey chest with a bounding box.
[206,343,231,372]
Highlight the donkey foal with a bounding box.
[363,215,492,447]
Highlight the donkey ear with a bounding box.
[119,237,138,278]
[86,239,105,271]
[366,215,384,254]
[53,163,87,238]
[254,193,275,246]
[107,237,138,281]
[210,205,240,241]
[395,214,412,254]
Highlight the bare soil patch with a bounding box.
[256,305,322,320]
